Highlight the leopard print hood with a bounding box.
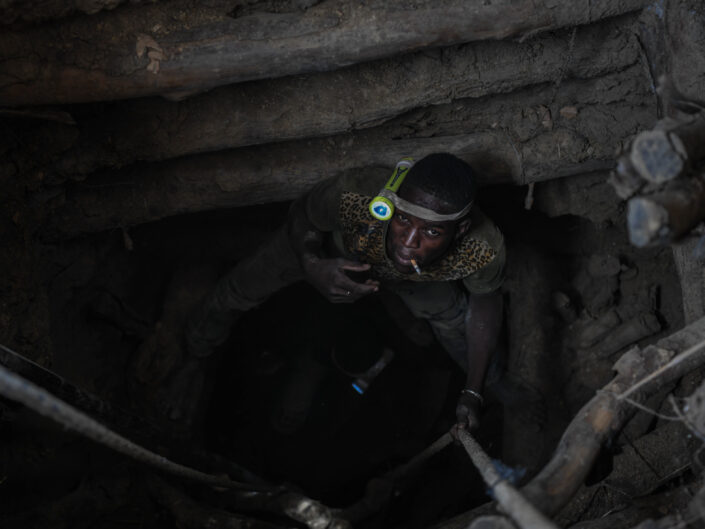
[338,191,497,282]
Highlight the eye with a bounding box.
[396,213,409,223]
[424,228,441,237]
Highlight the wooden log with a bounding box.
[0,470,133,528]
[557,418,697,527]
[619,110,705,185]
[590,312,662,358]
[42,133,607,240]
[458,429,560,529]
[521,315,705,516]
[0,0,146,25]
[146,475,291,529]
[0,342,164,452]
[628,482,705,529]
[56,15,640,175]
[566,486,690,529]
[468,516,516,529]
[432,317,705,529]
[0,0,653,106]
[42,67,654,239]
[626,174,705,247]
[0,342,271,489]
[339,433,454,523]
[629,128,689,184]
[671,236,705,324]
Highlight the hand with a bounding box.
[302,256,380,303]
[452,391,482,438]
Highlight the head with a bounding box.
[385,153,478,273]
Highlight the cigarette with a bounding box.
[410,258,422,275]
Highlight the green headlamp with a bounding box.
[369,158,414,221]
[368,156,475,223]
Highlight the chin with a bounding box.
[391,260,414,274]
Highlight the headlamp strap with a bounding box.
[368,157,473,222]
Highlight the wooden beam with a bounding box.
[671,236,705,324]
[433,317,705,529]
[56,15,640,176]
[458,430,560,529]
[0,0,133,25]
[556,421,695,526]
[521,317,705,516]
[41,67,655,239]
[626,174,705,247]
[146,475,291,529]
[0,0,652,106]
[628,113,705,183]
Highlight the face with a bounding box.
[385,186,469,274]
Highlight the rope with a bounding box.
[0,361,276,493]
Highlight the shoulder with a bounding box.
[305,167,389,231]
[465,207,504,253]
[460,208,506,294]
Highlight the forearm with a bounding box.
[287,198,377,301]
[464,290,503,392]
[287,197,325,270]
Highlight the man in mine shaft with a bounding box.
[178,152,539,434]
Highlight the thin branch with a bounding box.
[617,338,705,401]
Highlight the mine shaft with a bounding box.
[2,1,705,528]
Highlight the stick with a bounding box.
[457,429,559,529]
[340,433,454,522]
[0,361,275,492]
[626,174,705,247]
[617,337,705,401]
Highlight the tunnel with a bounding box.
[2,1,705,529]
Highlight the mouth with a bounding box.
[393,250,415,267]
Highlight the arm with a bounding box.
[455,289,503,431]
[287,197,379,303]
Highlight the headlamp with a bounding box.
[369,158,414,221]
[369,157,474,222]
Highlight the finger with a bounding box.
[337,280,379,297]
[337,260,372,272]
[330,287,364,303]
[449,423,463,442]
[364,279,381,288]
[330,296,357,304]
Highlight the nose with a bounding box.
[402,226,420,248]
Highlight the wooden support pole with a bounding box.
[0,342,165,452]
[0,0,134,25]
[56,15,639,176]
[339,433,454,523]
[626,174,705,247]
[0,0,652,105]
[43,132,612,240]
[42,66,654,240]
[521,316,705,516]
[433,316,705,529]
[0,342,269,489]
[146,475,292,529]
[628,112,705,184]
[458,429,560,529]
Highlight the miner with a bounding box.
[181,152,508,433]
